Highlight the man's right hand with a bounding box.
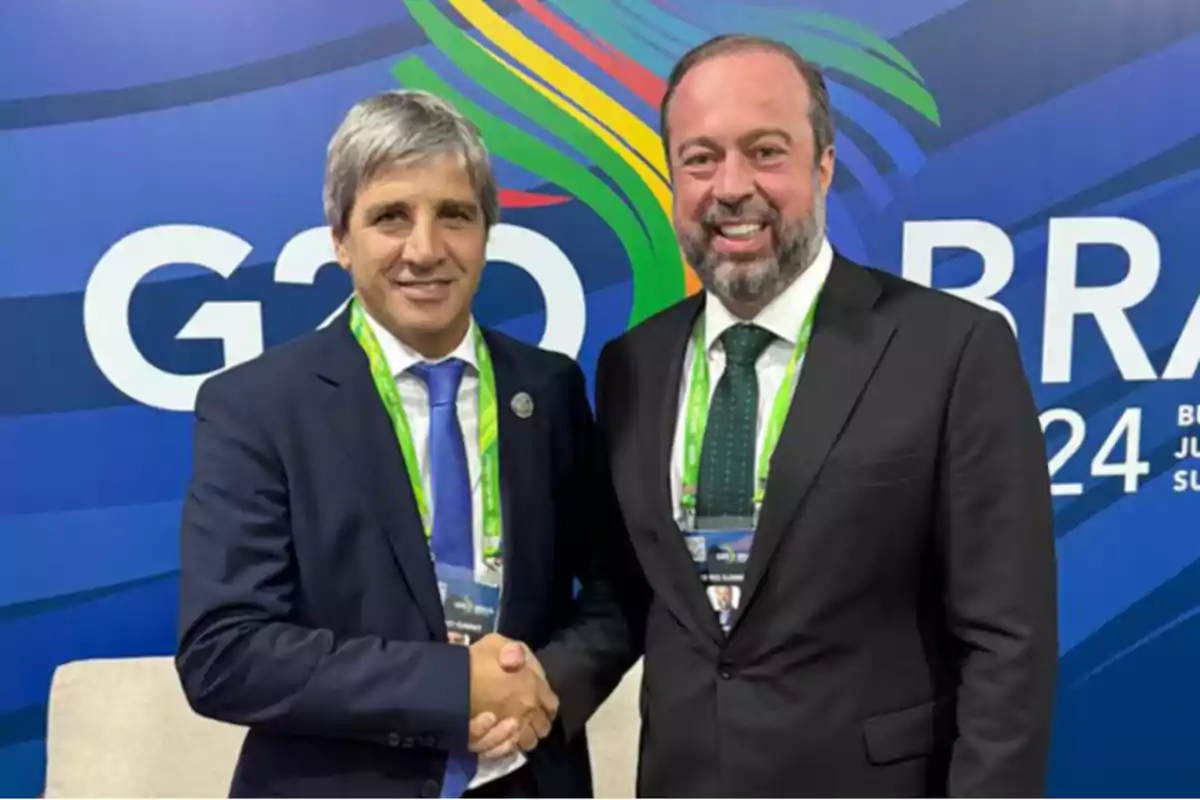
[468,634,559,751]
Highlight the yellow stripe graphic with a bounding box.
[449,0,669,182]
[476,42,674,221]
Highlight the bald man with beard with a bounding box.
[582,34,1058,798]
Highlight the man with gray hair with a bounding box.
[176,89,642,798]
[592,34,1057,796]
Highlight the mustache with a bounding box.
[700,197,780,226]
[384,262,461,283]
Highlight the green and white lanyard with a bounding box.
[679,292,822,528]
[349,299,502,563]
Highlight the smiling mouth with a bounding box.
[395,278,454,287]
[392,278,455,300]
[707,221,770,240]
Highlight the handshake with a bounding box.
[467,634,560,760]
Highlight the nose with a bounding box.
[403,214,446,267]
[712,153,756,207]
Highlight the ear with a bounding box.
[817,144,836,193]
[332,227,351,272]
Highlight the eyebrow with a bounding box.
[740,127,793,147]
[439,199,480,217]
[675,135,719,158]
[365,200,408,220]
[364,198,480,218]
[676,127,794,157]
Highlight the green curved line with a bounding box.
[774,32,940,125]
[404,0,682,323]
[744,8,924,83]
[549,1,937,127]
[541,0,677,81]
[676,5,941,125]
[604,0,924,87]
[610,0,706,51]
[393,56,662,325]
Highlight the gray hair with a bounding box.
[323,89,499,235]
[661,34,835,166]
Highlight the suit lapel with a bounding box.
[732,258,896,631]
[313,313,446,640]
[641,295,727,644]
[483,331,544,643]
[646,296,702,529]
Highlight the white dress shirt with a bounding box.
[362,309,524,787]
[670,238,834,527]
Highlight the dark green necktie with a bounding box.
[695,324,776,521]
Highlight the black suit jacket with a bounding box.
[594,255,1058,797]
[176,311,637,798]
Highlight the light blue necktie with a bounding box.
[411,359,474,571]
[410,359,475,796]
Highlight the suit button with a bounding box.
[719,669,732,680]
[422,778,441,798]
[718,659,734,680]
[387,732,401,747]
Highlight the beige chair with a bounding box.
[43,655,641,798]
[44,657,246,798]
[582,658,642,798]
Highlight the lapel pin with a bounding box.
[510,391,534,419]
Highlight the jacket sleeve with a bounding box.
[937,311,1058,797]
[536,346,649,739]
[176,375,470,751]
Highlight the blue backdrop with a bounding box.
[3,1,1200,795]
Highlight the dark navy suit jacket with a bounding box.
[176,311,644,798]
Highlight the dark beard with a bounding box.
[680,195,825,311]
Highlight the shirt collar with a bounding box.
[703,236,833,353]
[361,303,479,378]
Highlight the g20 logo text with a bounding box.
[83,223,586,411]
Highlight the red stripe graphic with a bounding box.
[499,188,571,207]
[512,0,666,108]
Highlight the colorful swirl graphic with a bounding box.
[396,0,940,325]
